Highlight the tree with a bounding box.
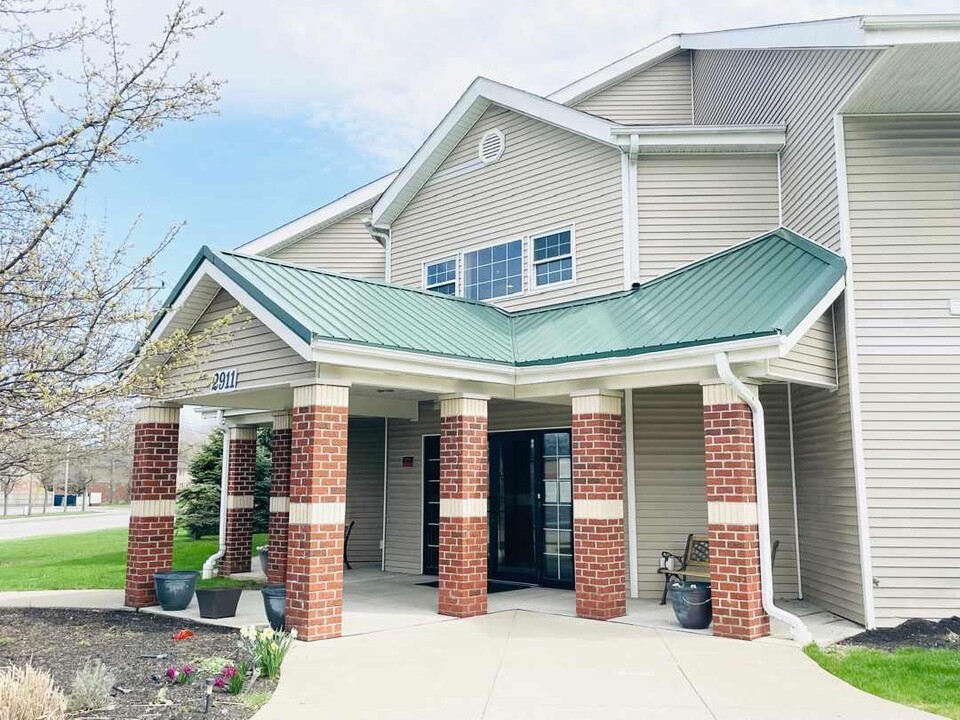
[0,0,223,445]
[177,428,271,540]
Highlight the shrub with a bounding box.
[239,625,296,680]
[0,662,66,720]
[67,660,116,712]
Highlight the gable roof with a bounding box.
[549,15,960,107]
[236,170,398,256]
[368,77,620,228]
[150,228,844,370]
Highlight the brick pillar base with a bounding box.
[268,412,291,584]
[438,394,488,619]
[221,427,256,576]
[571,391,626,621]
[703,383,770,641]
[125,405,180,608]
[285,384,348,641]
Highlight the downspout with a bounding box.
[202,415,230,580]
[714,353,812,645]
[363,218,391,282]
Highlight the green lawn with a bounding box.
[806,644,960,719]
[0,528,267,591]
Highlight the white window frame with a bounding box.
[461,237,525,302]
[528,224,576,292]
[422,255,459,295]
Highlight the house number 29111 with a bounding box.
[211,369,238,392]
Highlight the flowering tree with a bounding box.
[0,0,224,450]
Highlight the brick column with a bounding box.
[220,426,256,576]
[438,393,489,618]
[267,411,292,584]
[286,384,349,641]
[702,383,769,640]
[125,404,180,608]
[571,390,626,620]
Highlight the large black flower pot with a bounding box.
[154,571,199,611]
[195,587,242,619]
[668,580,712,629]
[261,585,285,631]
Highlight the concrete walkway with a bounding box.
[0,506,129,540]
[256,611,938,720]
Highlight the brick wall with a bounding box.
[124,405,180,608]
[268,412,291,584]
[703,385,769,640]
[571,391,626,621]
[220,427,256,576]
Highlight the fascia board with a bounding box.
[679,17,867,49]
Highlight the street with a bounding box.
[0,506,130,541]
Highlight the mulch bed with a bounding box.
[0,608,276,719]
[839,616,960,651]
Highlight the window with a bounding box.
[532,229,573,287]
[424,258,457,295]
[463,239,523,301]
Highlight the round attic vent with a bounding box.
[478,128,505,164]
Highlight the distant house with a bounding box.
[124,16,960,641]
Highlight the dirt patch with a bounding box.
[840,616,960,651]
[0,608,275,719]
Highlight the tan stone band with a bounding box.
[289,501,346,525]
[135,405,180,425]
[573,499,624,520]
[707,501,758,525]
[439,394,489,419]
[227,494,254,510]
[439,497,487,518]
[269,496,290,513]
[130,499,176,517]
[571,391,622,416]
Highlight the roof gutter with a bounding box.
[714,352,813,645]
[611,125,786,154]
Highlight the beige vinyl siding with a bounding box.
[270,210,384,279]
[791,299,865,623]
[389,106,624,311]
[844,115,960,625]
[692,48,879,250]
[383,400,572,574]
[769,311,838,388]
[636,154,779,281]
[574,52,692,125]
[161,288,314,398]
[346,417,385,564]
[631,386,798,600]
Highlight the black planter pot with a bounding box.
[154,571,199,611]
[195,587,242,619]
[668,580,712,629]
[258,546,268,574]
[261,585,285,631]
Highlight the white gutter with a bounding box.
[714,353,812,645]
[202,417,231,580]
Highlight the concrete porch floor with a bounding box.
[138,566,862,645]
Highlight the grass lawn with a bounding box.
[806,644,960,719]
[0,528,267,591]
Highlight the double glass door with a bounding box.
[423,429,573,588]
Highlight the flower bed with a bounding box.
[0,608,282,719]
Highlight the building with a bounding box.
[126,15,960,641]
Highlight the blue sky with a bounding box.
[78,0,959,297]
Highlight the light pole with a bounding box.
[63,455,69,512]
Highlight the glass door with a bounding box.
[422,436,440,575]
[539,431,574,588]
[488,433,537,583]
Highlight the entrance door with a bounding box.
[488,432,538,583]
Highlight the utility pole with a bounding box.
[63,456,69,512]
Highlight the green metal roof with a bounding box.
[159,228,844,368]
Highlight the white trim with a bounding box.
[371,77,619,227]
[422,254,458,295]
[623,388,639,599]
[786,383,803,600]
[833,113,877,629]
[237,172,398,255]
[381,417,389,572]
[611,125,786,154]
[549,35,682,105]
[779,277,846,355]
[529,225,576,291]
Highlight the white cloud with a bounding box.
[104,0,957,165]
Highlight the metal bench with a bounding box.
[657,533,779,605]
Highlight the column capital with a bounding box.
[439,393,489,419]
[571,389,623,416]
[271,410,292,431]
[135,403,181,425]
[701,382,759,407]
[293,382,349,409]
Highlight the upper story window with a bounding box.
[424,257,457,295]
[532,229,573,287]
[464,239,523,301]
